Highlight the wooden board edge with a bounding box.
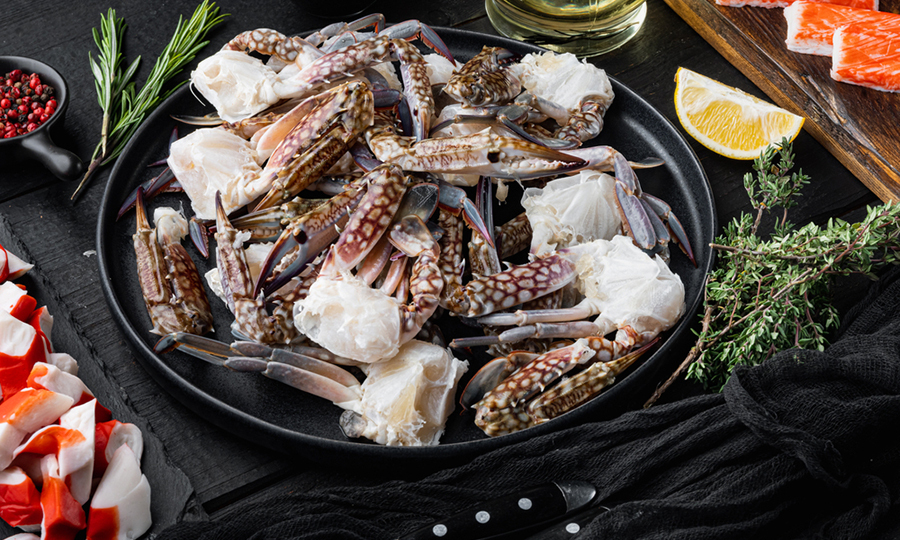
[663,0,900,203]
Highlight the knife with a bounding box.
[397,481,597,540]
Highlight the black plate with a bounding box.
[97,28,716,466]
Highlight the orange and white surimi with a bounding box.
[832,23,900,92]
[784,1,900,56]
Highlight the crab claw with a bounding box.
[256,181,369,297]
[224,358,361,404]
[613,153,662,254]
[436,181,494,248]
[381,20,455,63]
[153,332,233,365]
[643,193,696,267]
[117,167,177,221]
[459,351,539,409]
[189,217,210,258]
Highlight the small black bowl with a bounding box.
[0,56,83,181]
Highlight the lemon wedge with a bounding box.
[674,67,804,160]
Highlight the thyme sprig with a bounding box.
[646,138,900,405]
[73,1,226,201]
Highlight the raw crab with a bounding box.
[155,334,467,446]
[465,235,686,436]
[132,190,213,336]
[168,80,375,219]
[192,18,452,134]
[443,48,614,146]
[127,19,699,447]
[291,166,444,363]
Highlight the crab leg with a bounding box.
[451,321,601,348]
[613,153,695,265]
[368,128,587,180]
[474,326,641,436]
[254,80,375,211]
[389,215,444,344]
[215,193,297,344]
[527,339,658,425]
[441,248,578,318]
[467,177,501,276]
[132,188,213,336]
[304,13,385,47]
[117,168,178,221]
[459,351,541,409]
[153,333,362,404]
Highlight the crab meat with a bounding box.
[424,53,459,86]
[514,51,614,127]
[167,128,266,220]
[567,236,685,340]
[522,170,622,256]
[191,50,283,123]
[337,339,468,446]
[293,272,407,364]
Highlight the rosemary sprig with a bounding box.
[646,138,900,405]
[73,1,227,201]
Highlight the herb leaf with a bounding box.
[74,1,227,200]
[647,138,900,405]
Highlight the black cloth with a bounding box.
[158,269,900,540]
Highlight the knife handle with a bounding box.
[398,481,596,540]
[521,503,611,539]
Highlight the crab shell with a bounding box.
[293,272,409,364]
[522,170,623,257]
[338,339,468,446]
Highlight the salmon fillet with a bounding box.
[716,0,877,10]
[831,23,900,92]
[784,1,900,55]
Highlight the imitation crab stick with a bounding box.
[0,466,42,532]
[831,23,900,92]
[26,363,107,422]
[716,0,877,9]
[0,245,33,284]
[39,454,86,540]
[0,388,74,471]
[0,282,37,322]
[0,310,49,402]
[784,1,900,55]
[15,401,96,506]
[93,420,142,480]
[86,444,151,540]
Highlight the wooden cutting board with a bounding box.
[662,0,900,202]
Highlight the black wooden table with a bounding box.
[0,0,880,534]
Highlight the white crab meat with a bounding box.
[339,339,468,446]
[424,53,459,86]
[293,273,405,364]
[153,206,189,241]
[522,170,622,256]
[513,51,614,122]
[371,61,403,91]
[167,128,268,220]
[565,236,685,340]
[191,50,282,122]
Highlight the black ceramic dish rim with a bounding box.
[0,55,69,146]
[96,27,717,465]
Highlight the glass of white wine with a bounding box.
[485,0,647,57]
